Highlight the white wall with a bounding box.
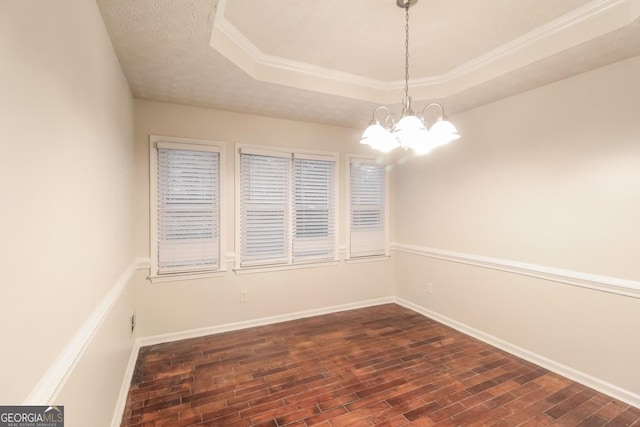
[395,55,640,399]
[133,100,395,337]
[0,0,136,421]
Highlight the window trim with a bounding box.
[234,143,339,272]
[346,154,390,261]
[149,135,226,282]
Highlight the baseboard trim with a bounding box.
[23,257,143,405]
[394,297,640,409]
[392,243,640,299]
[110,341,142,427]
[137,296,395,347]
[109,296,394,425]
[109,295,640,425]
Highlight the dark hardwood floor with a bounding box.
[120,304,640,426]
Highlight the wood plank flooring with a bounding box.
[120,304,640,426]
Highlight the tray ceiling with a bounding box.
[97,0,640,127]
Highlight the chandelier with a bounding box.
[360,0,460,155]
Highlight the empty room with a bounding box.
[2,0,640,426]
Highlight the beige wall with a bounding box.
[4,0,639,420]
[133,100,395,337]
[395,55,640,395]
[55,274,137,426]
[0,0,136,419]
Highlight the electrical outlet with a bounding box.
[130,311,137,334]
[426,282,433,294]
[240,290,247,303]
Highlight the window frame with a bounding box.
[346,154,390,262]
[234,143,339,273]
[149,135,226,282]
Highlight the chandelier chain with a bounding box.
[404,5,410,103]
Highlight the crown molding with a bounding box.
[212,6,386,91]
[437,0,636,82]
[211,0,640,104]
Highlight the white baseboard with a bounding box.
[109,296,394,425]
[394,297,640,409]
[137,296,395,347]
[110,341,142,427]
[109,295,640,426]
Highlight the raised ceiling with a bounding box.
[97,0,640,128]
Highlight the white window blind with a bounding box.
[349,160,387,258]
[238,147,338,269]
[239,150,291,267]
[293,154,336,262]
[156,142,220,274]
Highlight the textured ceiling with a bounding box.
[96,0,640,128]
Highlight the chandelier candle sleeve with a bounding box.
[360,0,460,155]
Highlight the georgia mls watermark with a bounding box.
[0,406,64,427]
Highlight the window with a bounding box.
[293,154,336,263]
[150,136,224,279]
[237,146,337,270]
[348,157,389,258]
[239,149,290,266]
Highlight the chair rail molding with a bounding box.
[23,257,144,405]
[392,243,640,299]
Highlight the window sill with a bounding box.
[149,269,227,283]
[234,260,339,275]
[345,255,391,264]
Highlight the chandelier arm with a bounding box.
[384,112,397,129]
[370,105,393,124]
[420,102,445,120]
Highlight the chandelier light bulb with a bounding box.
[361,122,399,152]
[429,118,460,147]
[393,115,427,150]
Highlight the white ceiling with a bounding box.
[97,0,640,128]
